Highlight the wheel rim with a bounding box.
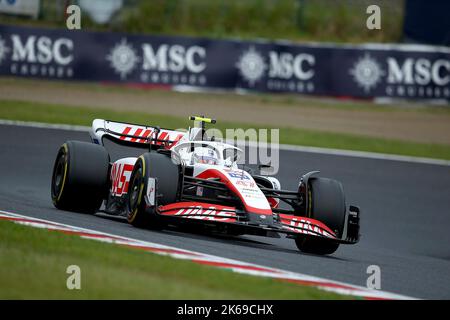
[128,166,143,213]
[52,151,66,200]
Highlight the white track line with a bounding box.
[0,210,415,300]
[265,143,450,166]
[0,119,90,132]
[1,119,449,166]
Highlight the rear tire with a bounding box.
[295,177,346,255]
[51,141,110,213]
[127,152,180,228]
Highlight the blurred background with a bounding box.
[0,0,448,45]
[0,0,449,161]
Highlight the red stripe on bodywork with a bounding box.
[129,128,143,142]
[138,129,153,143]
[167,133,184,149]
[156,132,169,146]
[120,127,132,140]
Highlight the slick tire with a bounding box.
[295,177,346,255]
[51,141,110,214]
[127,152,180,229]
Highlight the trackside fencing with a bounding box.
[0,24,449,102]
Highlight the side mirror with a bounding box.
[258,164,275,175]
[224,158,233,167]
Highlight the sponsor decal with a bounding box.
[118,126,184,147]
[227,171,250,180]
[140,42,208,85]
[385,56,450,99]
[236,46,267,86]
[105,39,208,85]
[235,179,256,188]
[142,43,206,73]
[106,38,139,80]
[0,25,448,101]
[266,50,315,93]
[236,45,316,93]
[281,217,335,238]
[173,205,236,222]
[350,53,385,93]
[349,52,450,99]
[214,168,270,211]
[7,33,74,78]
[110,162,134,196]
[223,170,262,193]
[146,177,156,206]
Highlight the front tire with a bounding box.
[127,152,181,228]
[295,177,346,255]
[51,141,110,213]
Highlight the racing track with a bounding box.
[1,124,450,299]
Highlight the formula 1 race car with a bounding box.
[51,116,360,255]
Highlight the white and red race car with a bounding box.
[51,116,360,255]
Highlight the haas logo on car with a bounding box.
[110,162,134,196]
[282,217,335,239]
[119,126,184,147]
[174,206,235,221]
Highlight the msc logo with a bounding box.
[3,34,75,78]
[387,57,449,86]
[349,52,450,98]
[142,43,206,73]
[268,51,315,80]
[236,46,267,86]
[236,46,315,88]
[106,38,207,81]
[350,53,384,93]
[10,35,74,65]
[106,38,139,80]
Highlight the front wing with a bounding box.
[155,201,359,244]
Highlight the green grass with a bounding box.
[2,0,404,44]
[1,99,450,160]
[0,220,346,299]
[4,76,450,115]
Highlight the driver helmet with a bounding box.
[192,147,219,165]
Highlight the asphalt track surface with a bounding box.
[1,124,449,299]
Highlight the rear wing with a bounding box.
[90,119,187,149]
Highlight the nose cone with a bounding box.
[247,212,275,226]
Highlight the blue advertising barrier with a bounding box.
[0,24,449,101]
